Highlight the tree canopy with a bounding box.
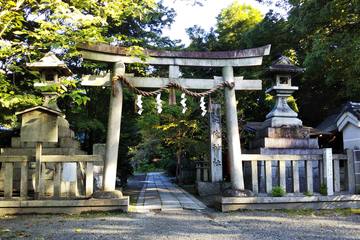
[0,0,175,127]
[1,0,359,181]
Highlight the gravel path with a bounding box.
[0,210,359,239]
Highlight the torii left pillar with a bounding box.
[103,62,125,192]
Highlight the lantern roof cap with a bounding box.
[26,52,72,76]
[268,56,304,74]
[16,106,63,116]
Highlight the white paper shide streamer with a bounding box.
[200,96,207,116]
[136,95,143,115]
[156,93,163,113]
[180,93,187,114]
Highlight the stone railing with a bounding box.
[195,161,210,182]
[39,155,103,199]
[0,152,103,200]
[0,155,29,199]
[241,148,355,196]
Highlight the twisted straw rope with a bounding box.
[112,75,235,97]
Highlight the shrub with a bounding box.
[271,186,285,197]
[319,184,327,196]
[304,191,313,197]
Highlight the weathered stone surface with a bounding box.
[93,144,106,159]
[20,110,58,143]
[79,43,271,60]
[1,147,85,156]
[17,141,58,148]
[256,127,311,139]
[11,138,21,148]
[223,66,244,191]
[0,198,129,215]
[209,103,223,182]
[222,188,254,197]
[58,117,74,138]
[59,137,80,148]
[93,190,123,199]
[259,148,323,155]
[196,181,221,196]
[263,117,303,128]
[217,195,360,212]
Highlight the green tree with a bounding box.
[216,2,263,49]
[0,0,178,183]
[0,0,175,127]
[131,94,209,180]
[287,0,360,125]
[253,0,360,125]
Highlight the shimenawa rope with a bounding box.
[112,75,235,97]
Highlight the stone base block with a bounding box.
[93,190,123,199]
[216,195,360,212]
[256,127,311,139]
[196,182,221,196]
[263,117,302,128]
[0,198,129,215]
[251,137,319,149]
[259,148,323,155]
[222,189,254,197]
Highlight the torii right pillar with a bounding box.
[223,66,249,196]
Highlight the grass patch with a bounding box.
[304,191,313,197]
[271,186,285,197]
[351,208,360,215]
[319,184,327,195]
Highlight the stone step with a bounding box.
[251,138,319,149]
[256,127,311,139]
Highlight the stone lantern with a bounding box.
[263,56,304,128]
[27,52,72,111]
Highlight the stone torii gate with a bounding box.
[78,43,271,195]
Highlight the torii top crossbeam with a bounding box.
[78,43,271,67]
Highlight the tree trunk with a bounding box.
[176,149,181,184]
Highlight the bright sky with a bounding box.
[161,0,275,46]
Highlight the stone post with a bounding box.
[93,143,106,191]
[345,149,355,193]
[323,148,334,196]
[222,66,245,192]
[103,62,125,192]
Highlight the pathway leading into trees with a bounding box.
[136,172,206,212]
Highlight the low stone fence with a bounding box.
[240,148,355,196]
[0,152,103,200]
